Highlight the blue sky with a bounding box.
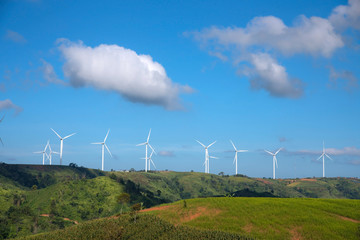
[1,0,359,178]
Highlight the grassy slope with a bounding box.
[15,214,251,240]
[146,197,360,240]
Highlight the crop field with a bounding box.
[145,197,360,240]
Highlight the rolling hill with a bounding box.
[0,163,359,239]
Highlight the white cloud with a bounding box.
[243,53,303,98]
[329,0,360,31]
[40,59,66,85]
[158,151,175,157]
[329,66,359,91]
[5,30,27,44]
[291,146,360,156]
[195,15,343,57]
[57,39,193,110]
[0,99,22,115]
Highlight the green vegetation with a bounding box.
[147,197,360,240]
[15,214,251,240]
[0,163,359,239]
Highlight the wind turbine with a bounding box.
[230,140,248,175]
[142,149,156,171]
[34,141,49,165]
[47,142,59,165]
[317,141,333,178]
[137,129,156,172]
[0,115,5,146]
[51,128,76,165]
[91,129,112,171]
[264,148,282,179]
[196,140,216,174]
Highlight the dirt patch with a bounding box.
[140,205,171,212]
[289,227,302,240]
[338,215,360,223]
[180,207,221,223]
[300,178,317,182]
[40,214,78,224]
[243,224,253,233]
[256,178,272,184]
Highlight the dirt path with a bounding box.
[337,215,360,223]
[140,205,171,212]
[40,214,79,225]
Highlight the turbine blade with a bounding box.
[317,154,324,161]
[148,144,156,155]
[0,114,5,122]
[151,159,156,169]
[210,156,218,159]
[207,141,216,148]
[230,140,237,151]
[51,128,62,139]
[264,150,274,155]
[275,156,278,168]
[91,142,103,145]
[136,142,146,146]
[238,150,248,152]
[147,129,151,142]
[0,138,3,146]
[33,151,42,154]
[233,155,236,164]
[64,133,76,139]
[275,148,282,155]
[105,144,112,158]
[104,129,110,142]
[196,140,206,148]
[325,153,333,161]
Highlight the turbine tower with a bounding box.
[196,140,216,174]
[317,141,333,177]
[91,129,112,171]
[264,148,282,179]
[142,149,156,171]
[230,140,248,175]
[47,142,59,165]
[137,129,156,172]
[51,128,76,165]
[0,115,5,146]
[34,141,49,165]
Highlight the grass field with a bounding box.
[145,197,360,240]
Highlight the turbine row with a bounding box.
[33,128,334,178]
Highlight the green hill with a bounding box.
[0,163,359,239]
[144,197,360,240]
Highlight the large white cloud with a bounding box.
[196,15,343,57]
[58,39,193,110]
[189,1,360,98]
[329,0,360,31]
[243,53,303,98]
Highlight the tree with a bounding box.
[130,203,142,222]
[117,193,130,214]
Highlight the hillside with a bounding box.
[0,163,360,239]
[145,197,360,240]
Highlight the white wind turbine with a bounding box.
[142,149,156,171]
[51,128,76,165]
[34,141,49,165]
[0,115,5,146]
[91,129,112,171]
[264,148,282,179]
[317,141,333,178]
[196,140,216,174]
[47,142,59,165]
[230,140,248,175]
[137,129,156,172]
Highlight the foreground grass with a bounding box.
[146,197,360,240]
[15,214,251,240]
